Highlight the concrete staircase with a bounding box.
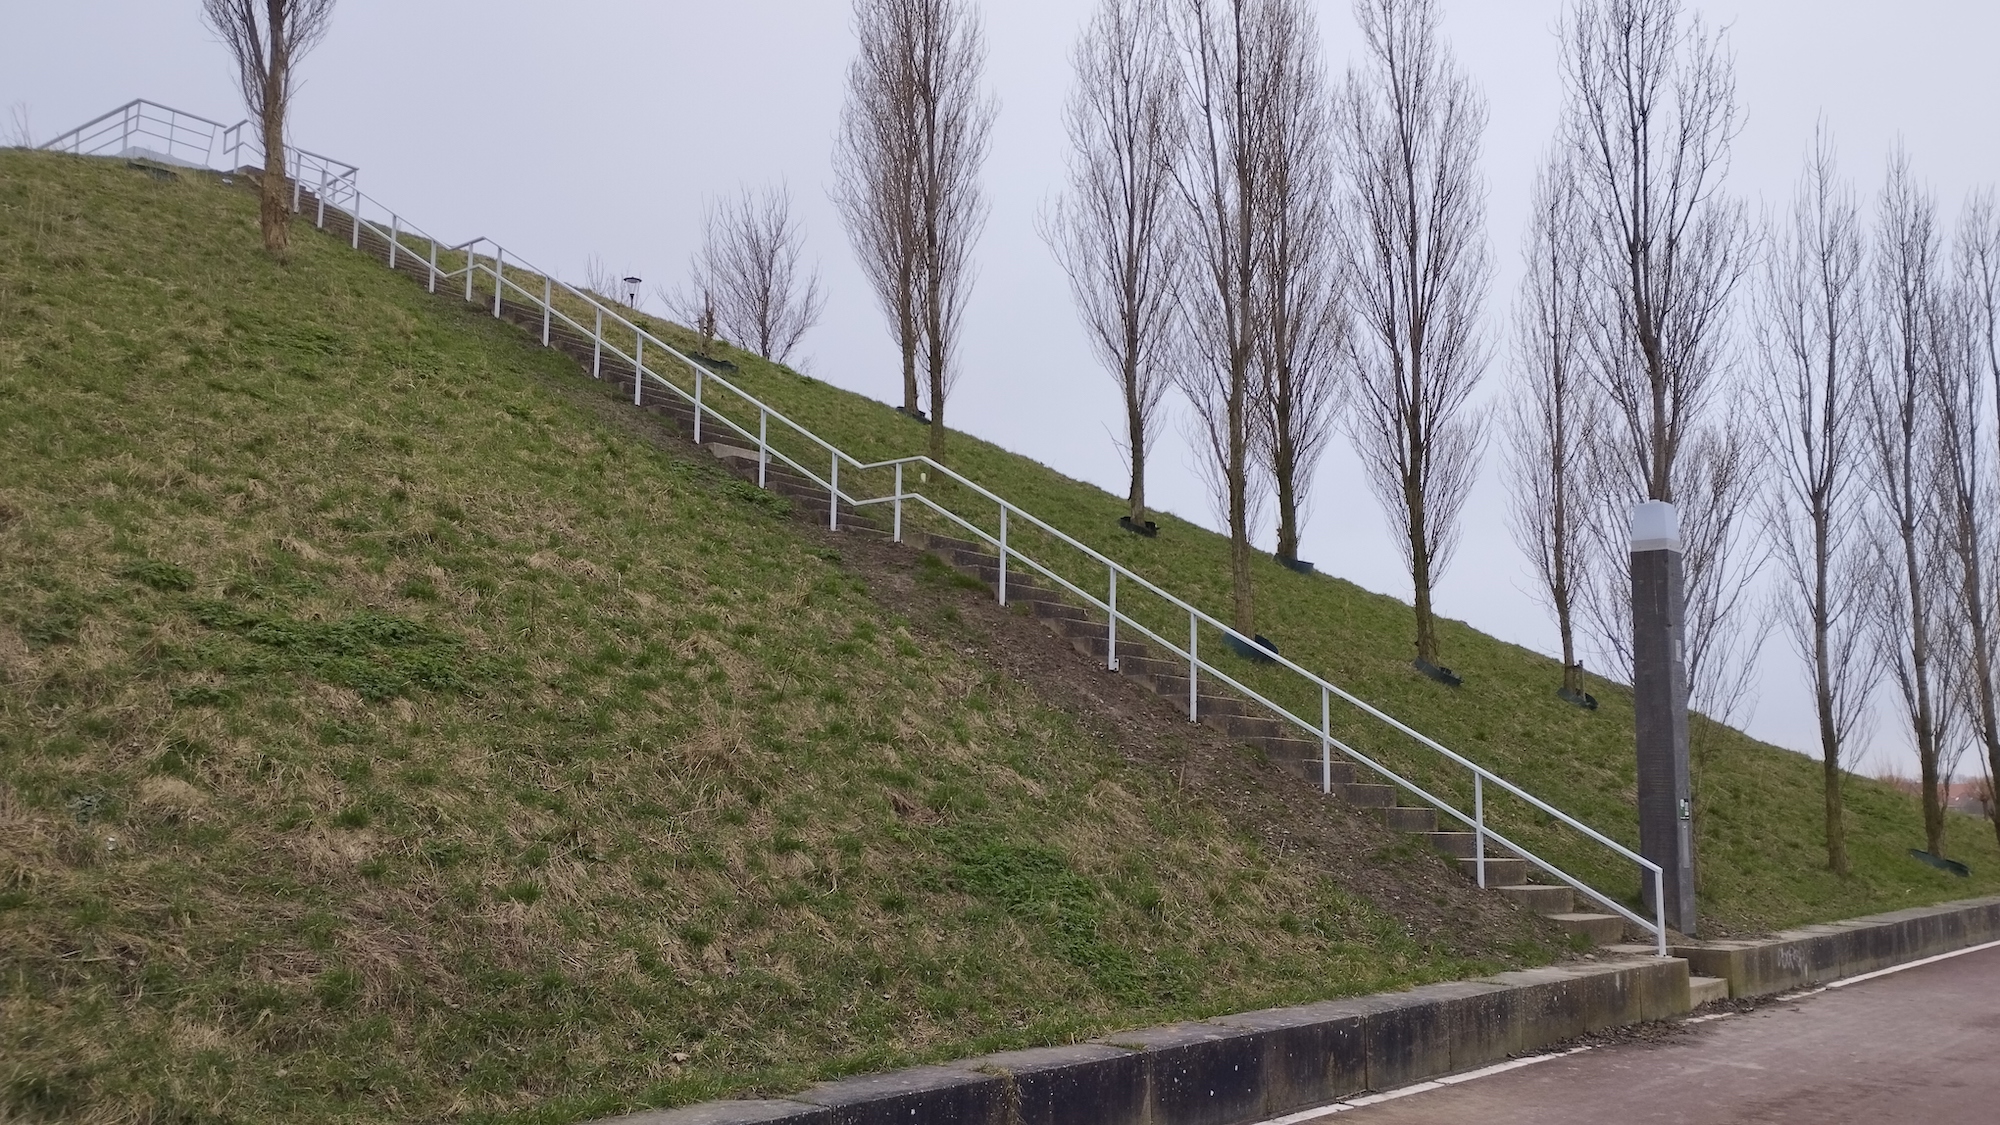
[302,191,1633,949]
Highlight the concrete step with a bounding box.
[1458,857,1527,885]
[1689,975,1730,1006]
[1338,782,1397,808]
[1494,884,1574,915]
[1380,806,1438,833]
[1549,913,1626,946]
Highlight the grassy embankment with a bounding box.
[0,151,1567,1123]
[592,241,2000,940]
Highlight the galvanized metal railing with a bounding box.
[40,99,360,218]
[333,191,1669,956]
[42,98,1671,956]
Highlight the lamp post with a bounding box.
[1631,500,1697,938]
[622,276,643,308]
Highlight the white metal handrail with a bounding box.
[42,99,361,216]
[304,171,1672,956]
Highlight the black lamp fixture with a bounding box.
[622,276,643,308]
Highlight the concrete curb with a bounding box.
[599,957,1689,1125]
[1669,894,2000,998]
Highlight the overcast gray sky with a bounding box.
[6,0,1997,776]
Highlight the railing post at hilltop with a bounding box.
[760,411,770,490]
[592,307,602,378]
[1474,775,1487,889]
[694,368,704,445]
[1321,687,1332,795]
[1188,613,1199,722]
[351,193,361,250]
[892,463,902,543]
[316,168,327,229]
[464,248,475,303]
[542,277,552,347]
[1107,568,1118,672]
[492,249,504,319]
[428,241,438,294]
[997,507,1008,606]
[829,454,840,531]
[633,332,644,406]
[291,176,301,214]
[389,214,399,270]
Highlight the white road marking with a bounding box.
[1247,941,2000,1124]
[1248,1047,1593,1124]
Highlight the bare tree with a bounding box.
[1560,0,1758,707]
[834,0,924,415]
[5,103,31,148]
[675,185,825,364]
[1865,148,1952,855]
[1562,0,1747,505]
[1254,2,1345,565]
[1753,131,1873,873]
[1043,0,1185,527]
[1169,0,1276,634]
[1505,152,1595,698]
[835,0,995,457]
[1937,192,2000,851]
[1336,0,1491,672]
[202,0,338,255]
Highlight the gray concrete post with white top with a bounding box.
[1631,501,1697,936]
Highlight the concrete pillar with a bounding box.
[1631,501,1697,936]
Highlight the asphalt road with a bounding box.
[1316,942,2000,1125]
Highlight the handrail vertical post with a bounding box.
[592,307,602,377]
[465,247,475,303]
[998,507,1008,606]
[351,193,361,250]
[892,463,903,542]
[427,240,438,294]
[541,277,552,346]
[1654,870,1667,957]
[1188,613,1199,722]
[291,175,301,214]
[388,214,399,270]
[829,454,840,531]
[759,410,770,489]
[633,332,644,405]
[694,368,704,445]
[492,249,504,318]
[1321,686,1332,795]
[1107,568,1118,671]
[316,168,327,229]
[1475,775,1487,889]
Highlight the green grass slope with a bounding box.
[0,152,1565,1124]
[601,248,2000,939]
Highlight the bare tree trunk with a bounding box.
[1506,153,1593,697]
[1337,0,1490,670]
[834,0,928,416]
[1560,0,1753,691]
[1255,0,1344,566]
[203,0,337,257]
[1171,0,1273,637]
[1866,147,1950,857]
[1754,130,1870,875]
[1941,193,2000,852]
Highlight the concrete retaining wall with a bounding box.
[1671,894,2000,998]
[603,957,1689,1125]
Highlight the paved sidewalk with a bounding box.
[1324,943,2000,1124]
